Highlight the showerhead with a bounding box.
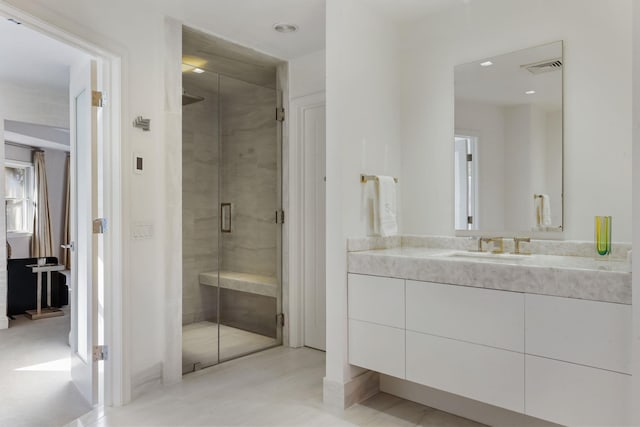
[182,90,205,106]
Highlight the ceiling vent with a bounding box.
[521,58,563,75]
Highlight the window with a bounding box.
[5,160,34,235]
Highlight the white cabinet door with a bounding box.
[348,274,404,328]
[406,281,524,352]
[526,355,631,426]
[526,294,631,373]
[348,319,405,378]
[406,331,524,413]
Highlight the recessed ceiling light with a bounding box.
[273,23,298,33]
[193,68,205,74]
[525,90,536,95]
[480,61,493,67]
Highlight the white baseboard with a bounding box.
[131,362,163,400]
[323,370,380,409]
[0,316,8,330]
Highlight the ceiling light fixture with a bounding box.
[480,61,493,67]
[525,90,536,95]
[273,23,298,33]
[193,68,205,74]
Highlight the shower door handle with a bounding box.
[221,203,231,233]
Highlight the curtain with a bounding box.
[31,151,54,258]
[61,154,71,269]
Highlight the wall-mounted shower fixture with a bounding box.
[182,90,205,106]
[133,116,151,131]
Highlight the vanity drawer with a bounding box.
[348,319,405,378]
[348,274,404,328]
[406,331,524,413]
[525,355,631,426]
[525,294,631,373]
[406,280,524,352]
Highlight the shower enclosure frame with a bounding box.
[180,35,286,373]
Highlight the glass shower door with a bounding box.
[181,72,221,374]
[217,75,281,361]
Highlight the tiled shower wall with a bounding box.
[182,81,219,325]
[220,76,277,279]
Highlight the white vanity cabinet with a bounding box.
[524,294,632,426]
[347,274,405,378]
[346,273,632,426]
[405,281,525,412]
[405,281,524,352]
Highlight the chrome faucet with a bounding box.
[513,237,531,255]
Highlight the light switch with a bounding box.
[132,222,153,239]
[134,152,143,174]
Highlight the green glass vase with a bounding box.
[595,216,612,256]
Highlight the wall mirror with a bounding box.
[454,41,563,234]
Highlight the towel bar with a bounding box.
[360,174,399,184]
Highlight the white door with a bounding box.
[69,59,100,405]
[301,96,326,351]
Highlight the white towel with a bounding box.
[536,194,552,227]
[374,176,398,237]
[541,194,551,226]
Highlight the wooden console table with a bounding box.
[25,263,65,320]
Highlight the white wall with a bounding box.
[0,81,68,128]
[545,111,562,226]
[289,49,325,99]
[455,100,505,231]
[401,0,632,241]
[325,0,402,394]
[503,105,533,231]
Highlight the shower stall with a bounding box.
[181,26,283,373]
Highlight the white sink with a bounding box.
[445,251,528,261]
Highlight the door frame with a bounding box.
[0,1,127,406]
[288,91,326,348]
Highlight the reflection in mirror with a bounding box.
[454,41,563,233]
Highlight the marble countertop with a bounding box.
[348,247,631,304]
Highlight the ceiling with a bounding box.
[162,0,326,60]
[0,15,88,89]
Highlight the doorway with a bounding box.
[454,134,479,231]
[0,6,121,422]
[181,26,284,374]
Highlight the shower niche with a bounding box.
[181,26,284,374]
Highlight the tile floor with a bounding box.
[0,309,92,427]
[182,321,278,373]
[69,347,484,427]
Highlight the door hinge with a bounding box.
[466,153,473,162]
[275,210,285,224]
[276,107,285,122]
[467,215,473,225]
[92,90,104,107]
[93,218,108,234]
[276,313,285,327]
[93,345,108,361]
